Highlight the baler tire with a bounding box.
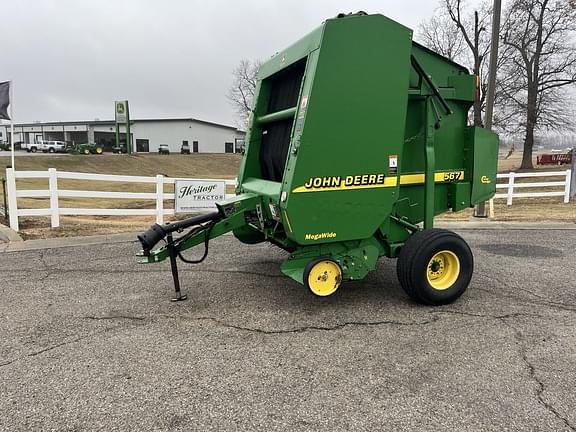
[304,257,342,297]
[396,229,473,306]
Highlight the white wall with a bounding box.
[2,120,244,153]
[130,120,241,153]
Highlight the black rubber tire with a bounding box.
[48,148,55,153]
[396,229,473,305]
[31,147,37,153]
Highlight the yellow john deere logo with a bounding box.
[292,171,465,193]
[116,103,125,114]
[481,176,491,184]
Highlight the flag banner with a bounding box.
[0,81,10,120]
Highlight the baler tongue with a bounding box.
[137,193,261,301]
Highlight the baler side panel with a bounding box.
[467,126,499,203]
[284,15,413,245]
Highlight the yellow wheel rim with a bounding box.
[307,260,342,297]
[426,250,460,290]
[96,147,103,154]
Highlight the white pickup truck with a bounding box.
[25,140,67,153]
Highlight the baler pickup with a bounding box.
[138,12,499,305]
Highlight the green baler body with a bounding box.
[144,13,499,287]
[235,14,498,264]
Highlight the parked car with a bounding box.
[112,145,127,154]
[25,142,42,153]
[41,140,67,153]
[25,140,66,153]
[159,144,170,155]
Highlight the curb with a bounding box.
[1,221,575,252]
[1,231,139,253]
[436,220,576,230]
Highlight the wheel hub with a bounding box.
[426,250,460,290]
[307,260,342,297]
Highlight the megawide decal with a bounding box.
[292,171,465,193]
[481,175,491,184]
[305,232,337,241]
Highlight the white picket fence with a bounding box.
[5,168,235,232]
[4,168,572,232]
[493,169,572,205]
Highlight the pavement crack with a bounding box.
[37,249,53,282]
[499,317,576,432]
[0,326,119,369]
[188,315,440,335]
[83,315,146,321]
[436,310,543,320]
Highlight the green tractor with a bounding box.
[138,12,498,305]
[70,143,104,155]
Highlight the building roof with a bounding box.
[2,117,244,133]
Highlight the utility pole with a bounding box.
[474,0,502,217]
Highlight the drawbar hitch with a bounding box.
[138,211,223,301]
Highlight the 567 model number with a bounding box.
[443,171,463,182]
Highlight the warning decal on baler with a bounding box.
[292,171,465,193]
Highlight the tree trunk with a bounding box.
[472,58,483,126]
[473,89,483,126]
[521,122,535,170]
[521,88,537,170]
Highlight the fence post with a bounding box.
[5,168,18,231]
[156,174,164,225]
[48,168,60,228]
[570,148,576,199]
[489,198,495,219]
[506,172,515,206]
[1,177,7,223]
[565,169,572,204]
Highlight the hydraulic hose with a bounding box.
[138,211,222,253]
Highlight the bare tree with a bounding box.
[445,0,492,126]
[227,59,261,127]
[501,0,576,169]
[418,10,466,62]
[418,0,492,126]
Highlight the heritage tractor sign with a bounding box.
[174,180,226,213]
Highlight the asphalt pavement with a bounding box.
[1,228,575,431]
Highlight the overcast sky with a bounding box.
[2,0,441,126]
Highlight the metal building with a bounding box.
[0,118,245,153]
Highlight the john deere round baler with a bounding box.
[138,12,499,305]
